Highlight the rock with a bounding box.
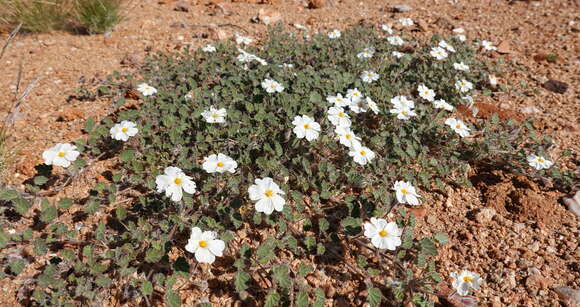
[497,40,512,54]
[555,287,580,306]
[208,24,228,40]
[476,208,496,223]
[416,20,429,32]
[308,0,326,9]
[257,8,282,25]
[542,79,569,94]
[525,273,550,289]
[408,207,426,220]
[174,1,191,12]
[520,106,541,114]
[390,4,412,12]
[562,191,580,217]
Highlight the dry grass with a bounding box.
[0,0,122,34]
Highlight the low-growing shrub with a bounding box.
[0,26,575,306]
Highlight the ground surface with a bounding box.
[0,0,578,306]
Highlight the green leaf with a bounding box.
[33,176,49,186]
[367,287,382,307]
[0,189,18,201]
[120,150,135,162]
[9,259,26,275]
[313,288,325,307]
[420,238,438,256]
[0,230,9,249]
[58,198,73,209]
[433,232,449,245]
[165,290,181,307]
[13,198,31,215]
[272,265,292,288]
[84,117,96,133]
[235,271,251,293]
[265,290,280,307]
[141,280,153,296]
[296,291,309,307]
[298,264,314,277]
[40,204,58,223]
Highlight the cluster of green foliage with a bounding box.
[0,26,575,306]
[0,0,122,34]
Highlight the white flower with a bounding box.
[453,28,465,34]
[392,51,404,58]
[155,167,196,202]
[348,143,375,165]
[462,95,474,104]
[202,153,238,174]
[327,107,351,127]
[399,18,414,27]
[279,63,294,69]
[364,217,402,250]
[292,115,321,141]
[327,93,350,107]
[489,75,498,87]
[248,177,285,215]
[433,99,454,111]
[202,106,227,123]
[261,79,284,93]
[361,71,380,83]
[237,48,267,65]
[366,97,380,114]
[439,40,455,52]
[202,45,216,53]
[235,33,253,45]
[445,118,471,137]
[390,106,416,120]
[110,121,138,141]
[357,47,375,59]
[455,79,473,93]
[184,90,194,101]
[417,84,436,102]
[453,62,469,71]
[335,126,362,148]
[42,143,80,167]
[346,88,363,102]
[387,36,404,46]
[527,155,553,170]
[455,34,467,42]
[481,40,496,51]
[349,98,369,114]
[185,227,225,264]
[328,29,341,39]
[430,47,448,60]
[381,24,394,34]
[137,83,157,96]
[450,271,482,296]
[393,181,421,205]
[390,96,414,109]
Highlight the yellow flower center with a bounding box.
[211,113,218,118]
[379,230,388,237]
[270,84,276,88]
[360,150,366,156]
[401,188,409,195]
[174,178,182,185]
[217,161,224,167]
[455,124,461,129]
[338,112,345,118]
[402,111,408,115]
[303,124,310,129]
[264,189,274,198]
[345,134,352,140]
[463,276,473,282]
[199,240,207,248]
[337,98,343,102]
[57,152,66,157]
[537,157,545,163]
[121,127,128,133]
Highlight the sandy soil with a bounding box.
[0,0,578,305]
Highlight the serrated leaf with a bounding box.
[235,271,250,293]
[313,288,325,307]
[265,291,280,307]
[33,176,49,186]
[141,280,153,295]
[296,291,309,307]
[272,265,292,288]
[165,290,181,307]
[0,189,18,201]
[9,259,26,275]
[367,287,382,307]
[120,150,135,163]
